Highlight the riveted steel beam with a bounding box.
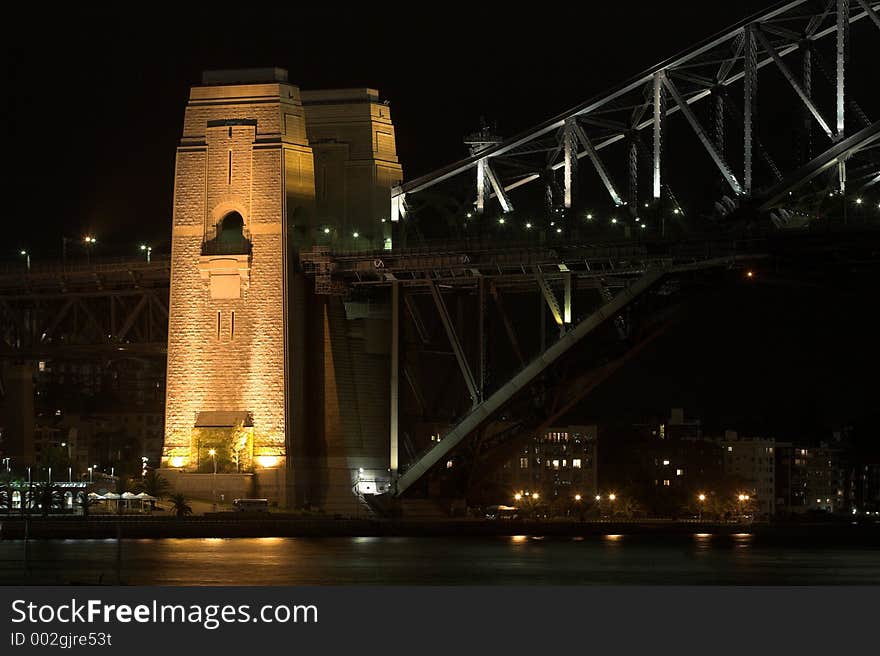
[653,71,664,199]
[563,118,578,209]
[484,161,514,213]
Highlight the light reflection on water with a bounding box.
[1,535,878,585]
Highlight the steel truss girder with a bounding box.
[759,120,880,210]
[428,281,480,405]
[0,280,169,357]
[390,1,877,211]
[662,74,744,195]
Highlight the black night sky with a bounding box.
[4,2,880,445]
[6,2,783,253]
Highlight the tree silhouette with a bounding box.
[136,470,170,506]
[169,493,192,518]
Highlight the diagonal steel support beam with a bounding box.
[807,0,835,36]
[484,161,514,213]
[662,75,743,195]
[42,298,75,341]
[490,284,526,367]
[534,267,564,327]
[116,295,149,342]
[403,292,430,344]
[572,122,624,206]
[717,32,745,83]
[428,282,479,405]
[753,27,835,140]
[759,120,880,210]
[855,0,880,29]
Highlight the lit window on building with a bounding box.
[520,457,528,469]
[446,460,453,469]
[663,480,670,486]
[38,361,46,372]
[552,459,560,470]
[663,459,670,466]
[676,469,683,476]
[572,459,582,469]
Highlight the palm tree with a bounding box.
[136,470,170,509]
[0,487,11,515]
[0,476,13,515]
[169,493,192,518]
[77,491,95,518]
[38,484,65,517]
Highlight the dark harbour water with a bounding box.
[1,534,879,585]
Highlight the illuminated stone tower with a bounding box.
[162,68,404,511]
[161,68,315,504]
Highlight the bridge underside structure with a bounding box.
[300,228,880,502]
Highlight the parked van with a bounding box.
[232,498,269,513]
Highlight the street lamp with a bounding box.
[574,494,582,502]
[83,236,97,263]
[20,250,30,271]
[698,493,706,520]
[140,244,152,262]
[608,493,616,502]
[209,448,217,502]
[514,493,522,502]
